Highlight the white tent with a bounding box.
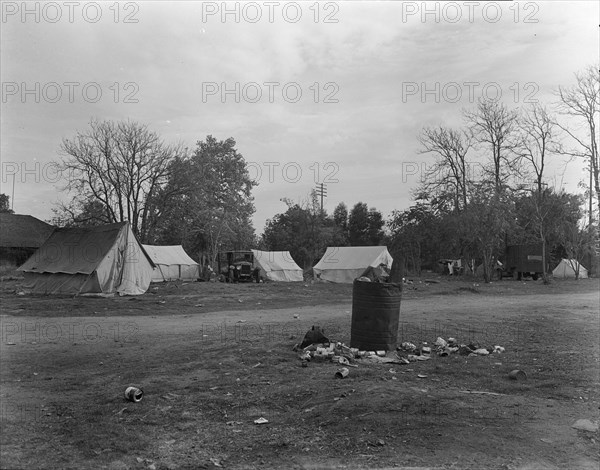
[142,244,200,282]
[19,222,154,295]
[251,249,303,282]
[552,259,589,279]
[313,246,393,283]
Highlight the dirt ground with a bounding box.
[1,275,599,470]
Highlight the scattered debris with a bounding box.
[254,417,269,425]
[335,368,350,379]
[407,354,430,362]
[364,355,407,364]
[400,342,416,352]
[417,374,428,379]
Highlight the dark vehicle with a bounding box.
[217,251,257,283]
[501,244,548,280]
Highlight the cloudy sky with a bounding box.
[1,1,598,233]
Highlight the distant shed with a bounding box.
[0,213,55,266]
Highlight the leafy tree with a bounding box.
[348,202,384,246]
[262,192,327,269]
[150,136,256,264]
[0,194,13,213]
[388,203,440,275]
[460,190,516,283]
[332,202,349,245]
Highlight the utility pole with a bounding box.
[11,173,15,211]
[315,183,327,211]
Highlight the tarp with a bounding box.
[251,249,303,282]
[552,259,589,279]
[18,222,154,295]
[142,244,200,282]
[313,246,393,283]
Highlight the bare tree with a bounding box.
[464,99,520,192]
[556,64,600,225]
[418,126,473,212]
[59,119,184,239]
[516,104,559,194]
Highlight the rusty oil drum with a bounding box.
[350,279,402,351]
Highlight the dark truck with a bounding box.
[216,251,257,283]
[501,244,547,280]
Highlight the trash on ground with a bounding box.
[407,354,431,362]
[298,326,330,349]
[508,369,527,380]
[417,374,428,378]
[335,367,350,378]
[363,355,407,364]
[254,417,269,424]
[125,386,144,402]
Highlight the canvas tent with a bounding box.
[313,246,393,283]
[552,259,589,279]
[251,249,303,282]
[18,222,154,295]
[142,244,200,282]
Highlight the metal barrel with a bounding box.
[350,280,402,351]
